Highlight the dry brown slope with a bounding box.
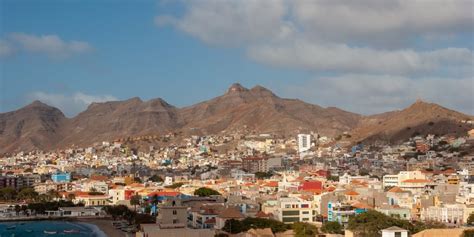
[179,83,361,136]
[0,101,67,153]
[352,100,473,143]
[57,97,180,147]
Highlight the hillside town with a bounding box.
[1,128,474,237]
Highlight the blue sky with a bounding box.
[1,0,473,116]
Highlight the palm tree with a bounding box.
[67,193,76,201]
[47,189,60,201]
[130,194,141,212]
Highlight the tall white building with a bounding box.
[297,134,311,154]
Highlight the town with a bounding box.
[1,128,474,237]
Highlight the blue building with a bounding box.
[52,172,71,183]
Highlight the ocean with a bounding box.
[0,220,108,237]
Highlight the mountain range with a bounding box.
[1,83,472,154]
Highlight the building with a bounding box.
[276,197,316,223]
[0,176,23,190]
[51,172,71,183]
[421,204,465,226]
[215,207,245,229]
[74,194,109,206]
[297,134,311,154]
[157,199,188,229]
[328,202,359,225]
[136,226,214,237]
[381,226,408,237]
[242,156,269,173]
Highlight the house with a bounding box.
[215,207,244,229]
[381,226,408,237]
[157,199,188,229]
[59,206,101,216]
[276,197,316,223]
[74,193,110,206]
[136,225,214,237]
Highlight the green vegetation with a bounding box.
[104,205,155,226]
[255,171,273,179]
[467,212,474,226]
[222,217,288,234]
[194,187,221,197]
[222,218,320,237]
[321,221,344,234]
[347,210,445,237]
[292,222,318,237]
[0,187,65,203]
[130,194,141,211]
[27,200,82,215]
[165,182,185,189]
[148,175,163,183]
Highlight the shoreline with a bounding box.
[77,218,129,237]
[0,217,126,237]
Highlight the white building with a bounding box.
[276,197,316,223]
[381,226,408,237]
[382,170,427,188]
[297,134,311,154]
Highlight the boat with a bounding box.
[63,229,80,233]
[44,230,57,234]
[6,225,16,230]
[25,229,33,233]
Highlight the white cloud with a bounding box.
[248,40,473,75]
[282,74,474,115]
[0,39,15,57]
[7,33,92,58]
[28,92,117,117]
[156,0,474,76]
[155,0,293,46]
[292,0,474,47]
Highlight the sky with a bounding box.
[0,0,473,117]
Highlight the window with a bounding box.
[301,204,309,208]
[302,211,309,214]
[173,210,177,215]
[395,232,401,237]
[173,219,178,224]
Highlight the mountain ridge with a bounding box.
[1,84,472,153]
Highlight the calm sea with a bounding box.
[0,220,107,237]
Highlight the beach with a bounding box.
[79,218,132,237]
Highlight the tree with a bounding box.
[14,205,21,216]
[0,187,17,201]
[67,193,76,201]
[222,218,288,234]
[347,210,444,237]
[194,187,221,197]
[165,182,184,189]
[134,177,142,183]
[321,221,343,234]
[104,205,130,220]
[468,212,474,226]
[47,189,60,200]
[148,175,163,183]
[18,188,39,202]
[255,172,273,179]
[292,222,318,237]
[222,219,246,234]
[130,194,141,212]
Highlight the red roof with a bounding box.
[264,181,279,187]
[299,181,323,191]
[147,191,180,197]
